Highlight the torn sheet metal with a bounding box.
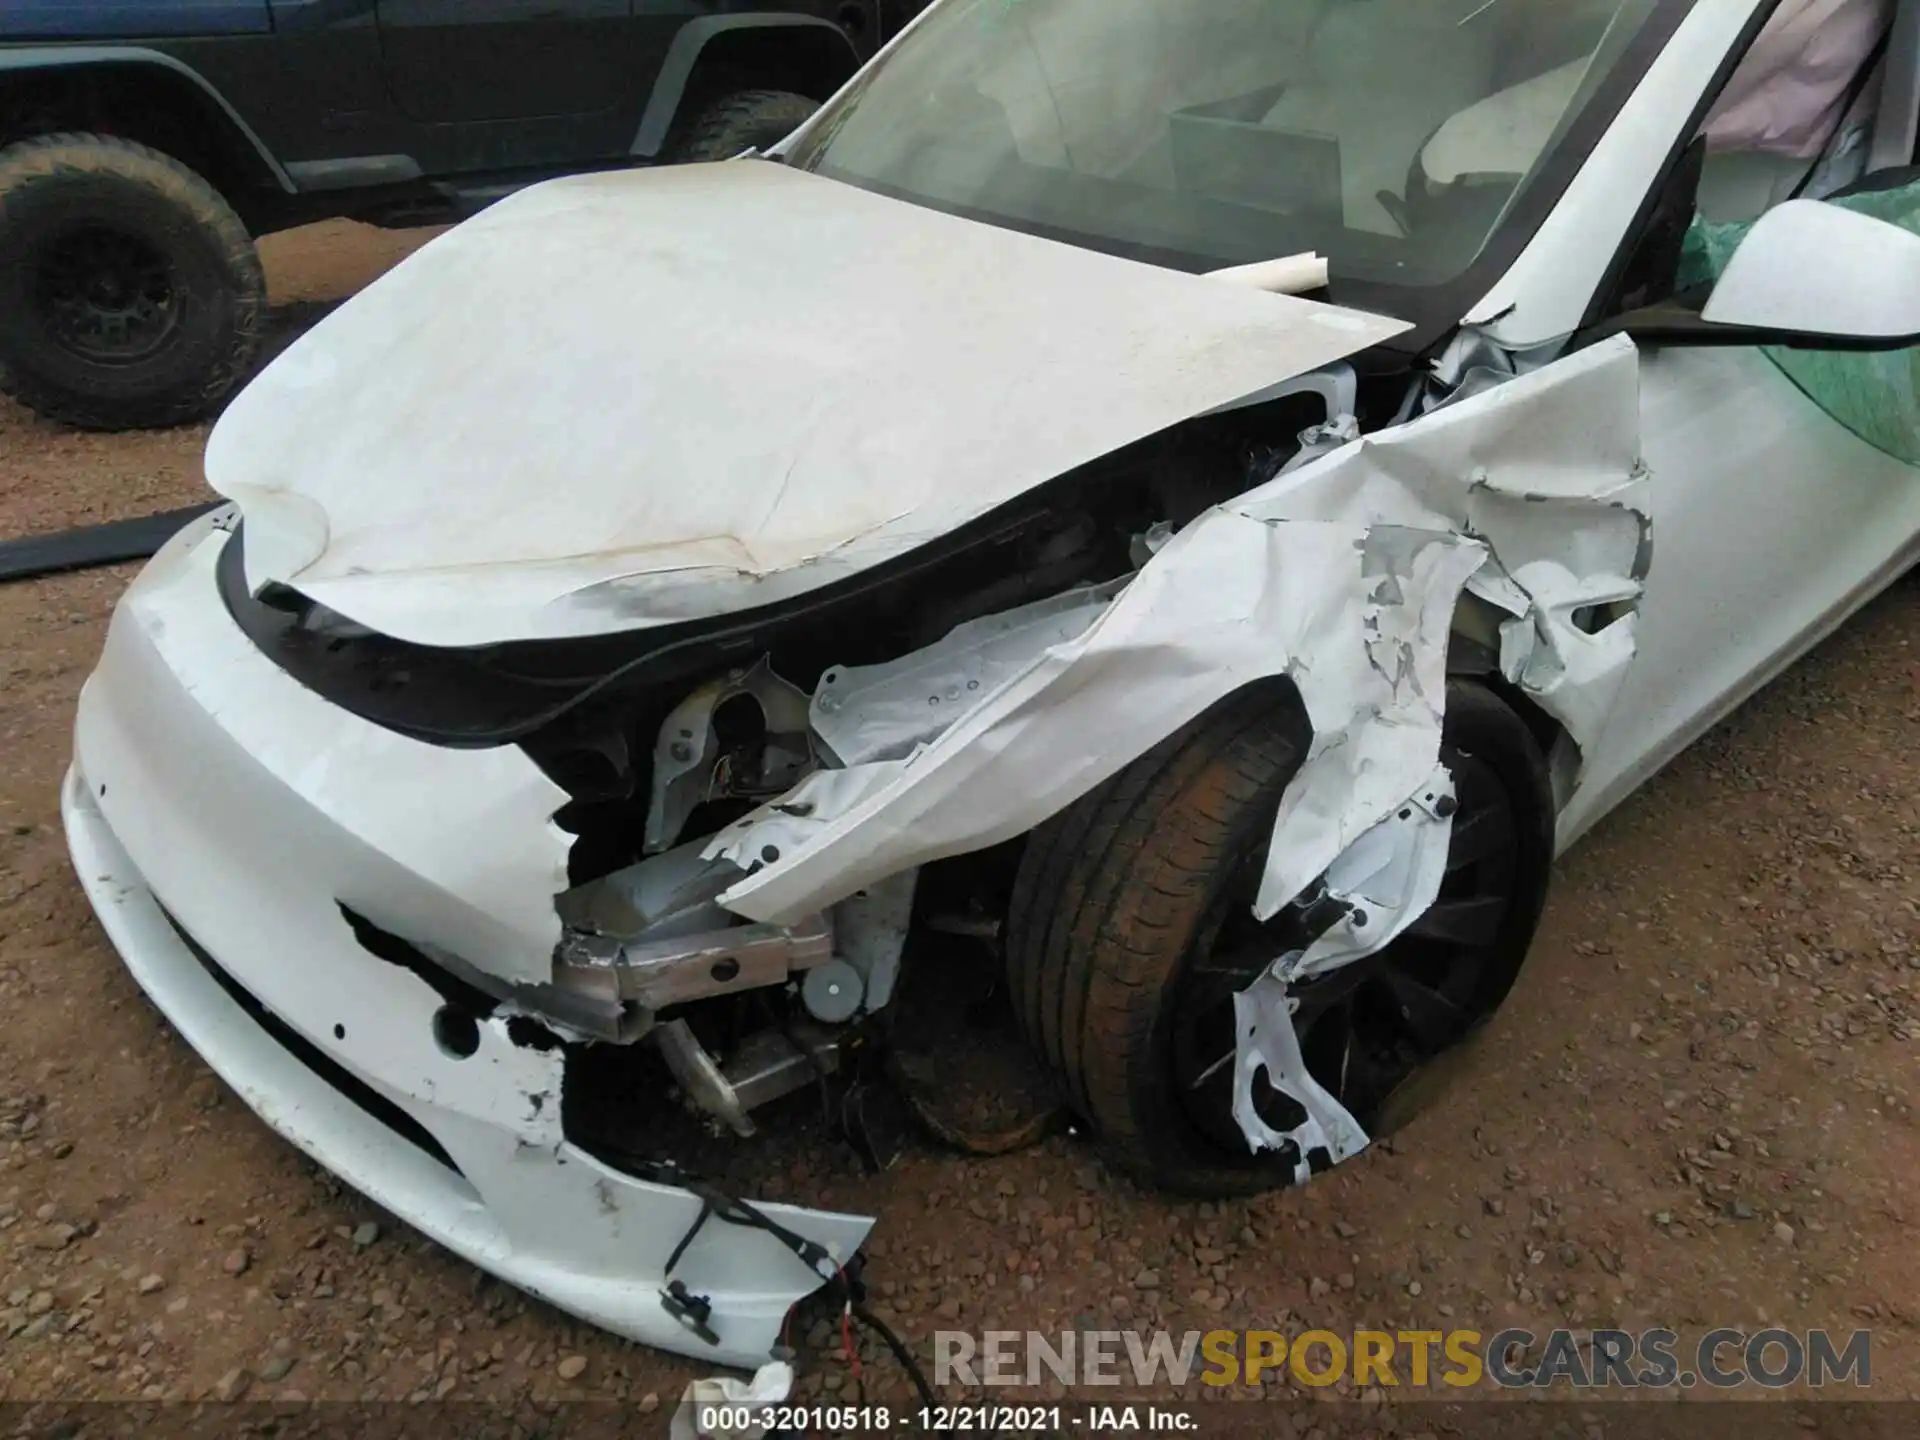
[811,582,1124,767]
[1230,992,1368,1183]
[207,161,1408,647]
[648,659,814,854]
[68,518,870,1366]
[1280,764,1459,986]
[1229,761,1458,1172]
[1252,331,1651,762]
[708,337,1647,930]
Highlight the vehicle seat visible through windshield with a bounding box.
[1259,0,1628,236]
[1260,0,1501,234]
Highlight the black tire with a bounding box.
[666,90,820,163]
[0,133,266,431]
[1006,681,1555,1196]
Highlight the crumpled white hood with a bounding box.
[207,161,1407,647]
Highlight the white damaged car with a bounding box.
[63,0,1920,1369]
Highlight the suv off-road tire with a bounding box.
[667,90,820,163]
[1005,682,1555,1196]
[0,133,266,431]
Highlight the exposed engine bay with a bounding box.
[58,156,1661,1369]
[210,338,1647,1186]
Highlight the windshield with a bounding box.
[790,0,1679,304]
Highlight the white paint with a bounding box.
[207,161,1405,647]
[1281,765,1459,987]
[709,341,1647,929]
[1230,983,1370,1184]
[810,582,1124,767]
[1248,333,1650,766]
[65,519,869,1366]
[1702,197,1920,338]
[1229,762,1458,1171]
[79,510,571,987]
[60,0,1920,1367]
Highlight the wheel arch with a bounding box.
[629,14,864,159]
[0,49,292,214]
[1446,616,1580,811]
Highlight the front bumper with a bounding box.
[62,517,868,1368]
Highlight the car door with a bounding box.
[1564,344,1920,833]
[1546,0,1920,843]
[374,0,636,123]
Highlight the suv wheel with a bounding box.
[0,132,266,431]
[667,90,820,163]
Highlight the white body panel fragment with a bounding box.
[207,161,1405,646]
[710,339,1648,937]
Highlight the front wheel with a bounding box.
[1005,682,1556,1195]
[0,133,266,431]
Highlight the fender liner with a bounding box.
[0,46,293,192]
[629,14,859,159]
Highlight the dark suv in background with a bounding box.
[0,0,919,431]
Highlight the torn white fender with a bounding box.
[1245,332,1651,761]
[709,518,1483,926]
[708,337,1646,933]
[1229,760,1458,1171]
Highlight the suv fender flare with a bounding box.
[0,46,293,192]
[629,14,860,159]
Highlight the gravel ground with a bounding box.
[0,220,1916,1420]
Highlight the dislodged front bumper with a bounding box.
[61,516,869,1369]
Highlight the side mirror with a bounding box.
[1606,198,1920,351]
[1703,198,1920,343]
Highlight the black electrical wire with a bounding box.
[642,1168,942,1410]
[852,1299,939,1412]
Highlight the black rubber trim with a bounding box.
[0,503,219,584]
[1589,296,1920,352]
[213,487,1076,747]
[158,905,464,1177]
[285,154,424,191]
[1577,0,1792,335]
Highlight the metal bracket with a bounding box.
[654,1018,843,1138]
[645,658,814,854]
[556,912,834,1016]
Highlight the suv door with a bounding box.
[375,0,635,123]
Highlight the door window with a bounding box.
[1694,0,1893,223]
